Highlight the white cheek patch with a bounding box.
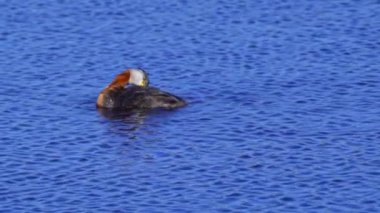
[129,70,144,86]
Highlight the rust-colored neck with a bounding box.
[97,70,131,107]
[107,70,131,89]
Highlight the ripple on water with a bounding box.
[1,0,380,212]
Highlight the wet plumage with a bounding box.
[99,86,186,109]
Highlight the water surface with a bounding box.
[1,0,380,212]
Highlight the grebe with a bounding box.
[96,69,186,109]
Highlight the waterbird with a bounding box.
[96,69,186,110]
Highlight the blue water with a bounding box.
[1,0,380,212]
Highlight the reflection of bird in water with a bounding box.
[97,107,148,132]
[96,69,186,110]
[97,107,148,121]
